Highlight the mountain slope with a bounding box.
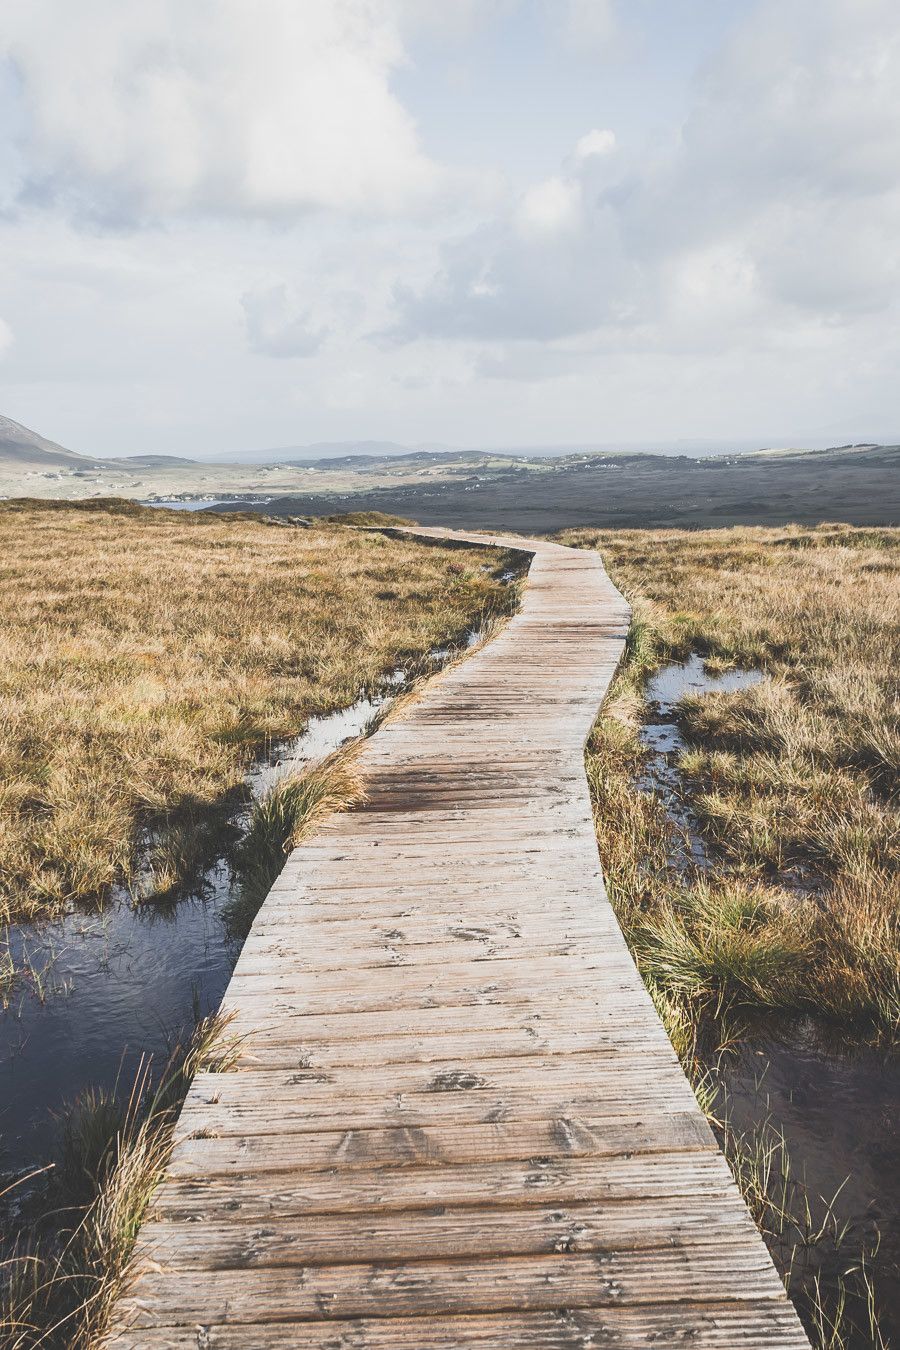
[0,414,102,467]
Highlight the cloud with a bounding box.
[575,128,616,160]
[2,0,439,222]
[515,176,582,237]
[0,316,12,357]
[391,0,900,356]
[242,283,326,359]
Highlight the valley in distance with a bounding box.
[2,411,898,531]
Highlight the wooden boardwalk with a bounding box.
[108,531,810,1348]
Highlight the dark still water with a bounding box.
[720,1027,900,1343]
[1,880,238,1173]
[0,688,389,1181]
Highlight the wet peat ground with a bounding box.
[640,658,900,1343]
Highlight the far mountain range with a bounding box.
[3,412,883,471]
[2,411,898,530]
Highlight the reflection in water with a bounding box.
[1,882,239,1174]
[645,651,764,709]
[638,653,763,871]
[141,498,271,511]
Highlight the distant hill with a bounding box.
[219,441,900,532]
[0,414,105,468]
[0,415,200,470]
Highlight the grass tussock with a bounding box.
[322,510,415,526]
[0,500,519,923]
[570,523,900,1043]
[0,1011,240,1350]
[631,881,811,1014]
[225,748,366,937]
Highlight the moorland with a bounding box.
[3,411,899,533]
[0,500,517,926]
[0,498,897,1350]
[571,521,899,1346]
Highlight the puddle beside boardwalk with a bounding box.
[0,628,488,1183]
[645,651,765,710]
[719,1029,900,1342]
[637,654,763,872]
[635,654,899,1343]
[1,884,239,1177]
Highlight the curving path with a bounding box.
[108,530,810,1348]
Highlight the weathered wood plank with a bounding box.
[147,1151,742,1223]
[166,1111,714,1177]
[123,1247,790,1326]
[132,1192,756,1269]
[105,1303,814,1349]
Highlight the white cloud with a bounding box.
[392,0,900,356]
[2,0,899,453]
[0,317,12,358]
[515,176,582,237]
[242,283,327,359]
[575,128,616,160]
[2,0,439,221]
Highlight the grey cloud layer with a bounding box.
[391,0,900,357]
[0,0,898,450]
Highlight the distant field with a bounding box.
[0,501,515,923]
[5,431,899,533]
[239,444,900,532]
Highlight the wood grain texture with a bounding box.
[106,530,810,1347]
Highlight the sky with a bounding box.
[1,0,899,458]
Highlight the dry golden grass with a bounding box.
[565,523,899,1040]
[0,500,519,923]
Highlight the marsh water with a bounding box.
[638,654,764,871]
[640,655,900,1340]
[142,497,270,511]
[0,616,499,1189]
[0,672,406,1183]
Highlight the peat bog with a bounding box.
[575,523,899,1348]
[0,503,523,1202]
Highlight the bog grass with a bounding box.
[0,1011,241,1350]
[225,746,367,937]
[568,523,899,1043]
[0,500,520,925]
[571,523,898,1347]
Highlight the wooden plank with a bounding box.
[132,1193,756,1269]
[148,1151,741,1224]
[122,1248,789,1326]
[166,1111,713,1177]
[105,530,810,1348]
[105,1303,813,1349]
